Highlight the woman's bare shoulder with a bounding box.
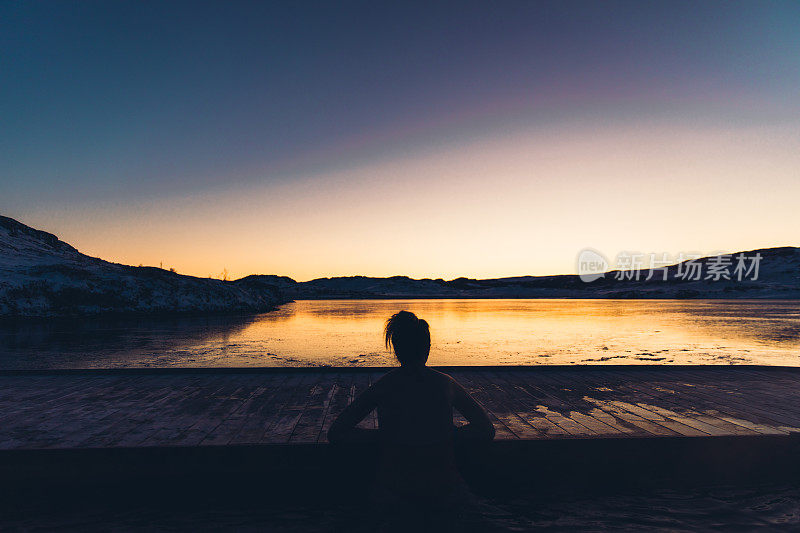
[376,367,459,389]
[372,368,404,388]
[425,368,463,388]
[427,367,453,379]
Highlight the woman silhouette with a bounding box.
[328,311,495,504]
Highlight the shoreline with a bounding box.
[2,295,799,322]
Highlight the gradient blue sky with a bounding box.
[2,1,799,280]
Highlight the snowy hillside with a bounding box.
[272,249,800,300]
[0,216,285,318]
[2,214,797,318]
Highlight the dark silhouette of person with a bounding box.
[328,311,495,508]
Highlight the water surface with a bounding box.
[1,299,798,369]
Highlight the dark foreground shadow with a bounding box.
[3,435,800,531]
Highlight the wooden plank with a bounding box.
[106,376,207,447]
[170,378,252,446]
[367,372,381,430]
[35,376,155,449]
[0,375,107,430]
[590,372,734,437]
[633,370,796,435]
[288,373,339,443]
[3,368,800,451]
[536,371,643,437]
[541,370,684,437]
[201,374,289,446]
[317,373,355,443]
[486,372,571,438]
[138,377,223,446]
[449,370,517,439]
[350,372,375,430]
[41,375,181,448]
[663,370,800,427]
[581,396,682,437]
[455,371,530,440]
[262,372,322,444]
[536,371,711,438]
[229,373,302,445]
[501,371,616,437]
[469,372,544,439]
[603,371,762,437]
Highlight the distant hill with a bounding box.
[2,215,798,318]
[245,248,800,300]
[0,216,286,318]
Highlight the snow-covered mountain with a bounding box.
[257,249,800,300]
[0,216,285,318]
[2,214,798,318]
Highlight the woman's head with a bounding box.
[385,311,431,367]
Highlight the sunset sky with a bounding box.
[2,1,799,281]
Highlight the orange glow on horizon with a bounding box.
[18,120,800,282]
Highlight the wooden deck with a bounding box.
[2,366,800,450]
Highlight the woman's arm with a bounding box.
[451,379,496,443]
[327,383,381,444]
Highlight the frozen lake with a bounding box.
[1,299,798,369]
